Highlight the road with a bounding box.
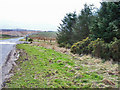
[0,37,24,66]
[0,37,24,88]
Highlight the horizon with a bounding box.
[0,28,58,32]
[0,0,101,31]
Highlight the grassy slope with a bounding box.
[30,31,57,38]
[6,44,119,88]
[0,34,19,40]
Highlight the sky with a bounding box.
[0,0,101,31]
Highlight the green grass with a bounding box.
[5,44,119,88]
[19,38,26,41]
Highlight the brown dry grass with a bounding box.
[31,41,70,54]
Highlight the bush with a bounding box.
[58,43,66,47]
[71,37,120,62]
[100,43,110,60]
[28,38,33,43]
[58,42,72,49]
[71,37,91,54]
[109,39,120,61]
[65,43,71,49]
[88,38,104,57]
[88,38,111,60]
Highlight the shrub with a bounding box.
[58,43,66,47]
[88,38,104,57]
[88,38,111,60]
[71,37,91,54]
[100,43,110,60]
[65,43,71,49]
[109,39,120,61]
[71,37,120,62]
[28,38,33,43]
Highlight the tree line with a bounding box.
[56,2,120,61]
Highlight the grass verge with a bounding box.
[5,44,119,88]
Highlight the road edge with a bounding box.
[0,45,20,89]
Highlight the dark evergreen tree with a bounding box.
[72,4,94,42]
[56,12,77,46]
[90,2,120,42]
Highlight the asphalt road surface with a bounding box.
[0,37,24,88]
[0,37,24,66]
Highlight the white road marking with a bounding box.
[0,42,16,44]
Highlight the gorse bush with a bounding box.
[109,38,120,61]
[71,37,91,55]
[88,38,112,60]
[71,38,120,62]
[88,38,105,58]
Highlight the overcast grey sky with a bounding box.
[0,0,101,31]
